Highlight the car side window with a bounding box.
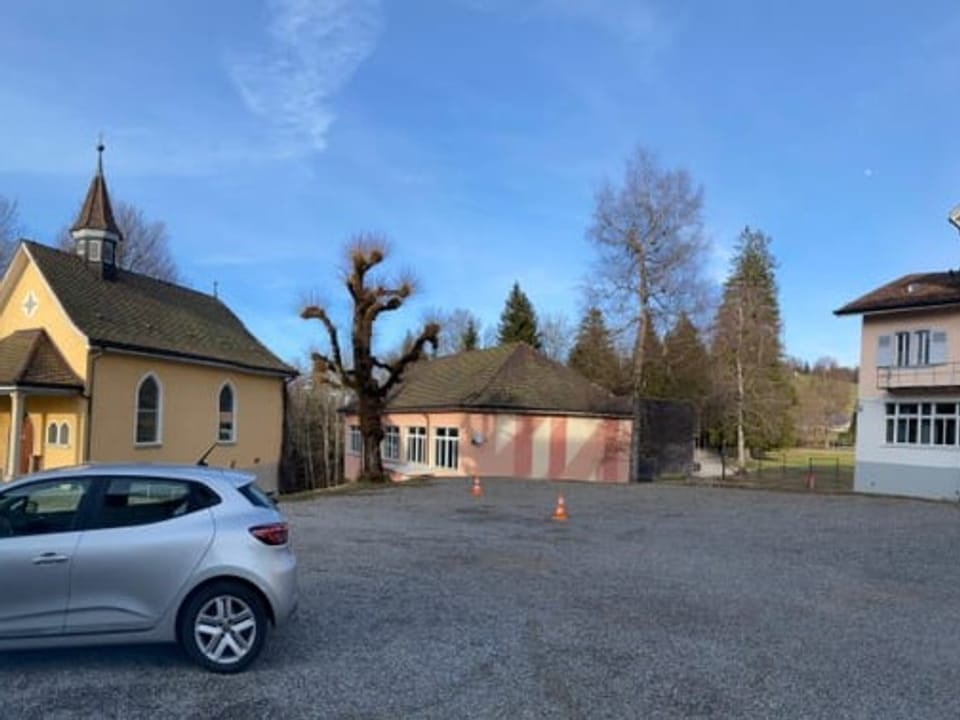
[91,478,214,530]
[0,479,90,538]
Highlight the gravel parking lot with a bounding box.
[4,479,960,719]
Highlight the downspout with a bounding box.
[84,348,103,464]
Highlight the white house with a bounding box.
[836,271,960,500]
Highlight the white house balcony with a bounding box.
[877,363,960,390]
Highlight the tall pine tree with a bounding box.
[639,320,670,398]
[663,312,711,407]
[568,307,624,392]
[712,227,793,469]
[498,282,542,349]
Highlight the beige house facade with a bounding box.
[837,273,960,500]
[0,152,294,489]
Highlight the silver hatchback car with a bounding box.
[0,464,297,673]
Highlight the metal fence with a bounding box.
[716,451,854,492]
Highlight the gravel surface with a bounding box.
[4,479,960,719]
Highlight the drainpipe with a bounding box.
[8,390,23,478]
[84,348,103,464]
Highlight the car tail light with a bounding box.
[249,522,289,546]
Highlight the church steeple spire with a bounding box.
[70,141,122,278]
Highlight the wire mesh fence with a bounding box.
[714,450,854,492]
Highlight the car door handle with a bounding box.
[32,553,69,565]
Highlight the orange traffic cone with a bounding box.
[470,476,483,497]
[551,492,569,521]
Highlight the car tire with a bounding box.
[179,581,268,673]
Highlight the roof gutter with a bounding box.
[89,341,297,378]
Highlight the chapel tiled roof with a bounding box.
[24,241,295,375]
[834,271,960,315]
[0,329,83,389]
[69,168,121,238]
[385,343,631,416]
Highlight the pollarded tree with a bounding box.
[498,281,542,349]
[588,146,709,480]
[301,234,439,482]
[712,227,793,469]
[568,307,623,392]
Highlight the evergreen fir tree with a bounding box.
[663,312,711,406]
[497,282,542,349]
[712,227,794,468]
[460,318,479,351]
[639,320,670,398]
[568,307,623,392]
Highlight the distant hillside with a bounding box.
[791,371,857,447]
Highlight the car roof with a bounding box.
[0,463,257,490]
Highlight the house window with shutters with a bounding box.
[878,329,947,368]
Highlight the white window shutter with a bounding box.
[931,330,948,364]
[876,334,893,367]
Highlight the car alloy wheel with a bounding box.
[180,581,267,673]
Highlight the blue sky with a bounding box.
[1,0,959,368]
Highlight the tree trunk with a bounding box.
[736,300,747,471]
[358,395,386,482]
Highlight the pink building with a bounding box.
[343,343,633,482]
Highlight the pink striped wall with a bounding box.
[343,411,632,483]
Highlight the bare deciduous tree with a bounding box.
[587,146,709,481]
[539,312,574,362]
[430,307,483,355]
[58,200,178,282]
[301,234,439,482]
[283,375,346,491]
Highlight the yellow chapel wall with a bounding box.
[89,353,286,490]
[0,257,89,379]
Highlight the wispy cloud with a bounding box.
[227,0,383,155]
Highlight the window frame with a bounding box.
[217,382,237,444]
[406,426,427,465]
[348,425,362,455]
[382,425,400,461]
[895,331,911,367]
[434,427,460,470]
[885,401,959,447]
[134,373,163,447]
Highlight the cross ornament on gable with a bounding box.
[22,291,38,317]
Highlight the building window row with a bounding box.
[349,424,460,469]
[885,402,959,446]
[134,374,236,446]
